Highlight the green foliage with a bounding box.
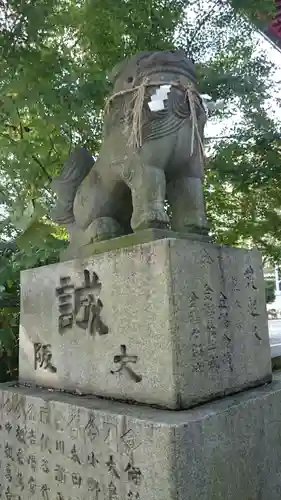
[230,0,275,20]
[265,279,276,304]
[0,237,66,381]
[0,244,19,381]
[0,0,187,233]
[205,131,281,261]
[177,0,281,262]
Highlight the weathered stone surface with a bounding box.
[19,238,271,409]
[0,383,173,500]
[60,228,210,262]
[1,376,281,499]
[50,50,208,259]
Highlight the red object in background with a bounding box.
[265,0,281,49]
[269,0,281,36]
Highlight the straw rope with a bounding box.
[104,79,205,159]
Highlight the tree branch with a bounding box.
[191,0,224,47]
[15,106,24,139]
[31,155,52,183]
[47,133,56,159]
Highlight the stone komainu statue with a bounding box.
[51,50,208,254]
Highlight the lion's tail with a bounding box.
[50,147,95,226]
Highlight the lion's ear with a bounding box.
[107,58,129,84]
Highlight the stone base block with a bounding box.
[61,228,210,261]
[19,238,271,409]
[1,377,281,499]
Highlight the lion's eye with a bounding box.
[127,76,134,83]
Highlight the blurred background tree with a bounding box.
[265,279,276,304]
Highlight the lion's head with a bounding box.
[109,50,197,94]
[105,51,205,153]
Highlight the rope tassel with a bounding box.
[105,79,205,159]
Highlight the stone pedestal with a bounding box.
[19,237,271,409]
[1,375,281,500]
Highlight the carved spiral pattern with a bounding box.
[142,87,205,142]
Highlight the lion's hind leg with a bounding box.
[73,166,127,244]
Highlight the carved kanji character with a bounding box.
[111,345,142,382]
[75,270,108,336]
[34,343,57,373]
[28,476,37,495]
[72,472,82,487]
[125,462,142,486]
[88,451,99,467]
[56,276,75,332]
[70,444,80,464]
[54,465,66,484]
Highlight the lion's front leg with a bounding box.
[167,175,209,235]
[123,164,169,232]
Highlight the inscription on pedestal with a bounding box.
[111,345,142,383]
[34,343,57,373]
[0,393,144,500]
[190,248,263,376]
[243,264,263,342]
[56,269,108,336]
[19,239,271,409]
